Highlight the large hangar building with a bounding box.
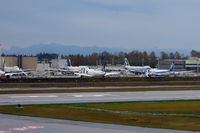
[0,55,38,70]
[158,59,186,71]
[158,58,200,72]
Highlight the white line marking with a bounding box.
[9,95,57,98]
[72,94,117,98]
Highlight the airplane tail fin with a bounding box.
[66,58,71,67]
[102,62,106,71]
[124,58,130,66]
[169,61,175,72]
[2,58,5,71]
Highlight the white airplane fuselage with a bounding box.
[146,62,175,77]
[0,70,5,76]
[125,66,151,73]
[4,66,21,73]
[147,69,174,76]
[78,67,105,77]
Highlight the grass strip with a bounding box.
[1,100,200,131]
[1,81,200,88]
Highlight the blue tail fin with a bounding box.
[67,58,71,67]
[103,62,106,71]
[169,61,175,72]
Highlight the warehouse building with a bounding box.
[1,56,18,67]
[185,58,200,72]
[0,55,38,70]
[158,59,186,71]
[158,58,200,72]
[36,61,50,72]
[21,56,38,70]
[51,55,67,68]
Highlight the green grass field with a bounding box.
[1,81,200,94]
[1,100,200,131]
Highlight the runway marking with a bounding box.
[9,126,44,131]
[72,94,117,98]
[0,126,44,133]
[9,95,57,98]
[0,130,11,133]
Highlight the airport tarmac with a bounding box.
[0,114,197,133]
[1,90,200,105]
[1,90,200,133]
[1,85,200,90]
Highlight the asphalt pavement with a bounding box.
[1,90,200,133]
[1,90,200,105]
[0,114,197,133]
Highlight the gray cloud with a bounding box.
[0,0,200,50]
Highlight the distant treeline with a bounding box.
[36,50,200,67]
[64,51,187,67]
[3,50,199,67]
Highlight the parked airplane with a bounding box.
[1,59,22,73]
[0,70,5,76]
[3,66,22,73]
[146,62,175,77]
[4,72,27,78]
[77,66,105,77]
[1,59,28,78]
[65,58,105,77]
[104,71,121,77]
[64,58,84,73]
[103,62,121,77]
[124,58,151,73]
[174,70,196,77]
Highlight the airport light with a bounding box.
[16,104,23,108]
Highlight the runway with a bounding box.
[0,114,196,133]
[1,90,200,133]
[1,90,200,105]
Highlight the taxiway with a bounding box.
[0,114,196,133]
[1,90,200,105]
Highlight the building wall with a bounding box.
[51,59,67,68]
[21,56,38,70]
[0,56,37,70]
[158,59,200,72]
[185,59,200,72]
[36,62,50,72]
[158,60,185,71]
[0,56,18,67]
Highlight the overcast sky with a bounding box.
[0,0,200,50]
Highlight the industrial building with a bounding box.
[51,55,67,68]
[1,56,18,67]
[185,58,200,72]
[36,61,50,72]
[0,55,38,70]
[158,59,186,71]
[158,58,200,72]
